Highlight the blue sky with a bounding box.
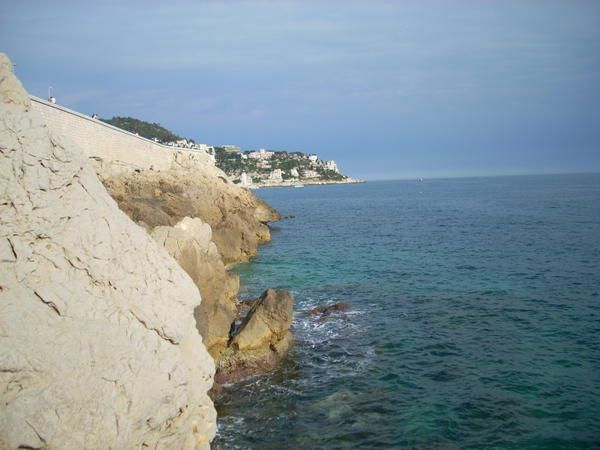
[2,0,599,180]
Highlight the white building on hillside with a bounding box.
[325,160,339,173]
[257,159,271,169]
[240,172,251,186]
[289,168,299,178]
[269,169,283,181]
[308,154,318,163]
[302,169,319,178]
[191,143,215,165]
[248,148,274,159]
[221,145,241,153]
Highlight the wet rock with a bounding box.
[306,302,350,318]
[214,333,294,385]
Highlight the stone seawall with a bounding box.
[30,96,212,173]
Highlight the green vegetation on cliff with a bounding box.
[99,115,350,184]
[319,169,346,181]
[102,116,183,143]
[214,147,349,184]
[214,147,244,173]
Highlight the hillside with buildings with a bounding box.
[102,116,360,187]
[214,146,360,187]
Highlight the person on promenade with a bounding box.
[48,96,56,104]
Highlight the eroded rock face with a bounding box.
[216,289,294,384]
[151,217,239,356]
[99,166,279,264]
[0,53,216,449]
[96,146,280,363]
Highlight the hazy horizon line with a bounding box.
[362,169,600,182]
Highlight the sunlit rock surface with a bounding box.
[0,53,216,449]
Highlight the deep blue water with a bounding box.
[213,174,600,449]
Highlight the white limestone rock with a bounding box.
[151,217,238,355]
[0,53,216,449]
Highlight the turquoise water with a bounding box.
[213,174,600,449]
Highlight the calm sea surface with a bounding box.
[213,174,600,449]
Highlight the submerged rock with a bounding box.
[311,390,357,422]
[0,53,216,449]
[306,302,350,318]
[216,289,294,384]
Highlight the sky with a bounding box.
[1,0,599,180]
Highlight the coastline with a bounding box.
[248,177,365,189]
[0,54,287,448]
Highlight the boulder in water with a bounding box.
[306,302,350,318]
[216,289,294,384]
[231,288,294,351]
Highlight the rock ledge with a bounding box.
[216,289,294,384]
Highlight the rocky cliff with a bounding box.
[0,54,216,448]
[96,151,281,361]
[96,159,296,384]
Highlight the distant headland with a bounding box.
[102,116,363,188]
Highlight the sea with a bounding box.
[212,174,600,450]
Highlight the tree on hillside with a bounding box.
[101,116,182,143]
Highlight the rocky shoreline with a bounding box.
[0,53,295,448]
[215,289,294,385]
[96,160,296,383]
